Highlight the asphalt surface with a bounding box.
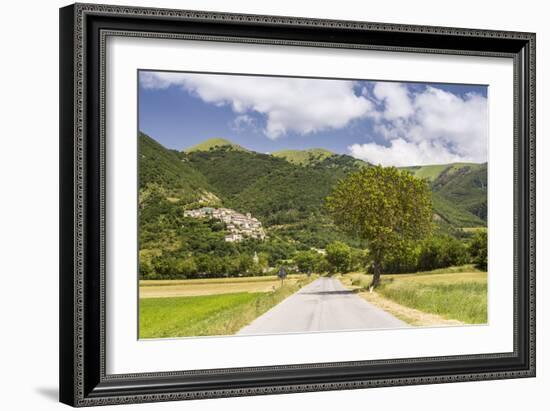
[237,277,408,335]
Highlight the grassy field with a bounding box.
[140,275,305,298]
[139,275,315,338]
[343,266,487,324]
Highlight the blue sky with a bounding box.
[139,70,488,166]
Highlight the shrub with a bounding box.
[380,243,420,274]
[325,241,352,273]
[350,248,369,272]
[294,250,321,273]
[468,230,488,270]
[417,235,469,271]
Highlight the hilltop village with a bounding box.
[184,207,266,242]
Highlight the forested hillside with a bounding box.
[402,163,487,225]
[139,133,487,279]
[139,133,218,204]
[187,147,365,226]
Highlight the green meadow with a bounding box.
[345,266,487,324]
[139,276,315,338]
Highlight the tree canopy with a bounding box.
[325,241,352,273]
[294,250,321,273]
[326,166,433,286]
[468,230,488,270]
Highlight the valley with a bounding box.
[138,132,487,281]
[138,132,488,338]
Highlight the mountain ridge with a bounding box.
[183,138,248,153]
[272,148,335,165]
[400,162,486,182]
[142,133,487,229]
[138,133,488,281]
[184,137,485,172]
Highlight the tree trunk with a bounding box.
[370,261,381,288]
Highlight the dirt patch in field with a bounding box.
[359,290,463,327]
[139,279,297,298]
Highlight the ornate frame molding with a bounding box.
[60,3,535,407]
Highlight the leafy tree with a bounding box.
[468,230,488,270]
[417,237,442,271]
[350,248,369,272]
[441,236,469,267]
[175,257,197,277]
[381,243,420,274]
[259,240,296,266]
[417,235,469,271]
[237,254,254,274]
[316,255,331,274]
[248,252,270,276]
[294,250,319,273]
[325,241,352,273]
[326,166,433,287]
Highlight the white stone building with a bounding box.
[184,207,266,242]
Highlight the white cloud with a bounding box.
[230,114,257,133]
[140,72,374,139]
[410,87,488,158]
[372,82,414,120]
[141,72,487,166]
[349,138,466,167]
[351,84,487,166]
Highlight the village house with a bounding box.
[184,207,266,242]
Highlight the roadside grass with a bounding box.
[342,266,487,324]
[356,291,463,326]
[378,280,486,324]
[411,264,483,275]
[139,276,301,298]
[139,276,316,338]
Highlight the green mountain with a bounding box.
[186,147,363,228]
[139,132,220,204]
[138,134,488,279]
[432,163,487,222]
[183,137,247,153]
[432,192,483,228]
[141,134,487,238]
[146,135,487,229]
[273,148,369,170]
[401,163,487,226]
[401,162,481,182]
[272,148,334,165]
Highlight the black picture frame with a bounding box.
[59,3,536,407]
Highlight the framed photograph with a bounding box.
[59,3,535,407]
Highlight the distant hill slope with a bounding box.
[184,146,368,247]
[273,148,369,170]
[142,134,487,231]
[138,134,489,281]
[139,132,218,204]
[186,147,364,227]
[402,162,487,225]
[432,192,484,227]
[183,138,247,153]
[432,163,487,222]
[401,163,481,182]
[187,148,291,199]
[272,148,334,165]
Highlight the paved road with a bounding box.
[238,277,408,335]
